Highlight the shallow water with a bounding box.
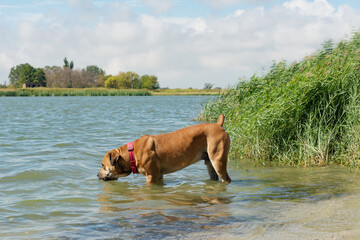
[1,96,360,239]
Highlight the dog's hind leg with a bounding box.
[208,154,231,183]
[207,137,231,183]
[204,153,219,181]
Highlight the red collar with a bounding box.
[127,142,138,174]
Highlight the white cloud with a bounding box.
[143,0,175,14]
[197,0,277,8]
[67,0,94,9]
[164,17,212,35]
[0,0,360,88]
[283,0,335,17]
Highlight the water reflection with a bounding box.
[97,180,232,213]
[253,167,357,202]
[95,166,360,237]
[95,180,237,239]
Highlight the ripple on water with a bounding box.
[2,97,360,239]
[0,169,63,182]
[14,199,57,209]
[53,141,83,148]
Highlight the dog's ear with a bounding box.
[109,150,120,166]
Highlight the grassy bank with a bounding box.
[0,88,151,97]
[151,88,223,95]
[0,87,222,96]
[199,32,360,167]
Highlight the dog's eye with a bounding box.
[101,164,104,167]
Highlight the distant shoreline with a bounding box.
[0,88,222,97]
[151,88,223,96]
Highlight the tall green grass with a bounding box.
[199,32,360,167]
[0,88,151,97]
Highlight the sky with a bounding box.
[0,0,359,88]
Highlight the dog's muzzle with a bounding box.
[97,171,115,181]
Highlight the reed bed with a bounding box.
[0,88,151,97]
[199,32,360,167]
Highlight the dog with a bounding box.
[97,114,231,184]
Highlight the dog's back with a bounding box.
[138,115,229,177]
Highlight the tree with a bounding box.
[63,57,69,68]
[86,65,105,87]
[8,65,23,86]
[44,66,63,87]
[86,65,105,76]
[124,71,140,89]
[63,57,74,69]
[117,72,131,89]
[97,74,111,88]
[44,66,72,88]
[116,71,140,89]
[8,63,46,88]
[104,76,120,88]
[204,83,214,90]
[141,74,160,90]
[45,64,107,88]
[33,68,46,85]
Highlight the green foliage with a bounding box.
[199,31,360,167]
[104,76,121,88]
[63,57,74,69]
[8,63,46,88]
[119,71,139,89]
[86,65,105,76]
[33,68,46,84]
[63,57,69,68]
[141,75,160,90]
[105,72,160,90]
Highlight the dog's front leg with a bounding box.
[141,145,161,184]
[146,174,161,184]
[144,162,162,184]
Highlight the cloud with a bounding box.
[142,0,175,15]
[67,0,93,8]
[283,0,335,17]
[0,0,359,88]
[197,0,277,8]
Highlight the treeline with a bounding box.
[44,62,105,88]
[7,57,160,89]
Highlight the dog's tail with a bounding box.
[217,114,225,127]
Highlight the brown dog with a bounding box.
[97,114,231,184]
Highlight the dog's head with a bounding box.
[97,149,131,181]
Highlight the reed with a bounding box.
[199,32,360,167]
[0,88,151,97]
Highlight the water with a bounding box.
[1,96,360,239]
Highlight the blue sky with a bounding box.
[0,0,359,88]
[1,0,359,17]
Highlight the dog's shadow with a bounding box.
[97,180,232,213]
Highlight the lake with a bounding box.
[1,96,360,239]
